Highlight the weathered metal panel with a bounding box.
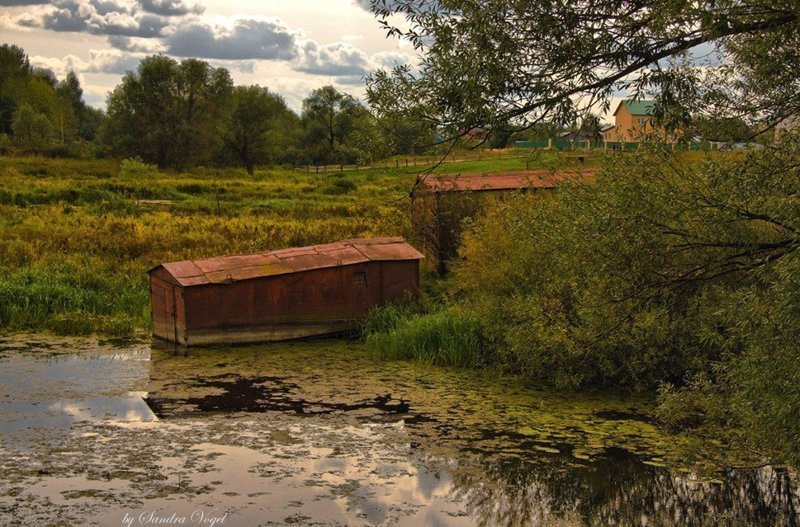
[150,277,170,340]
[150,269,180,342]
[151,238,422,288]
[184,320,358,345]
[174,286,187,345]
[160,260,204,282]
[417,169,594,193]
[172,261,412,345]
[355,242,425,262]
[380,260,420,301]
[149,238,424,345]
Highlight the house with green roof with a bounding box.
[602,99,666,142]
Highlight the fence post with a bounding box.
[548,138,553,149]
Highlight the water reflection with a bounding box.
[448,450,799,527]
[0,335,798,527]
[1,395,155,431]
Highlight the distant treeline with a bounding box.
[0,44,759,172]
[0,44,446,172]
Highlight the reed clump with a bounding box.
[364,305,486,368]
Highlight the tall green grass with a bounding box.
[0,265,147,336]
[363,305,486,368]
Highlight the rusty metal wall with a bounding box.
[182,261,418,332]
[379,260,419,301]
[149,267,179,342]
[151,259,420,344]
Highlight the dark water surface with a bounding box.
[0,333,797,526]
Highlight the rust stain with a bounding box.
[149,237,423,287]
[148,239,422,345]
[417,169,595,193]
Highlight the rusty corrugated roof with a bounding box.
[150,237,424,287]
[417,169,594,193]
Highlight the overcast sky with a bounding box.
[0,0,417,110]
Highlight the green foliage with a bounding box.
[365,306,486,368]
[0,155,418,337]
[0,133,11,154]
[118,157,159,179]
[361,301,420,336]
[366,0,800,143]
[365,68,436,155]
[223,85,297,175]
[2,44,437,166]
[656,374,730,432]
[324,177,358,194]
[447,136,800,461]
[692,116,754,142]
[11,102,54,150]
[0,45,103,150]
[302,85,381,165]
[711,252,800,465]
[102,55,233,168]
[0,264,146,338]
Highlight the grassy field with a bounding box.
[0,156,416,336]
[0,153,587,336]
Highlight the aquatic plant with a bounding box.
[365,307,486,368]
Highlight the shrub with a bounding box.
[323,178,357,194]
[0,134,12,155]
[365,307,486,368]
[118,157,159,179]
[450,137,800,460]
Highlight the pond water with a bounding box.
[0,333,797,527]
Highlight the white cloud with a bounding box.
[30,49,144,76]
[165,18,299,60]
[294,41,416,79]
[0,0,48,5]
[295,41,370,76]
[107,34,165,52]
[138,0,203,17]
[17,0,172,38]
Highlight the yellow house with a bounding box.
[603,100,659,142]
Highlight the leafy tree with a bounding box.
[579,113,602,139]
[11,102,54,150]
[692,116,753,142]
[102,55,233,168]
[0,45,98,147]
[363,0,800,463]
[79,106,105,142]
[374,112,434,155]
[56,71,83,113]
[366,68,436,154]
[54,71,84,142]
[301,85,368,164]
[224,86,292,175]
[365,0,800,136]
[0,44,32,134]
[344,105,386,164]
